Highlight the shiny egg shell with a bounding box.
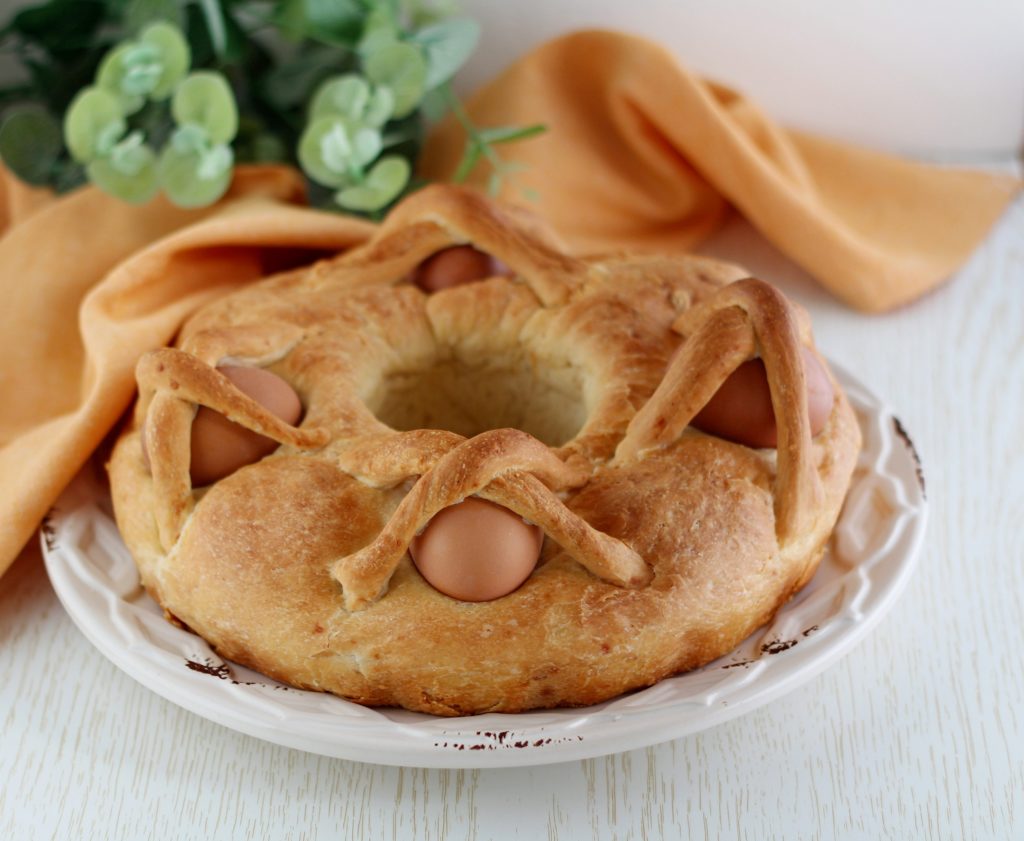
[188,366,302,487]
[691,346,834,448]
[409,497,544,601]
[413,245,508,293]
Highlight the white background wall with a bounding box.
[0,0,1020,157]
[460,0,1024,159]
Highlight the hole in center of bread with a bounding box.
[366,355,587,446]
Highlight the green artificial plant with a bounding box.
[0,0,544,215]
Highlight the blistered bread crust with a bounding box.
[108,185,860,715]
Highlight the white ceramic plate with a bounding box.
[42,365,926,769]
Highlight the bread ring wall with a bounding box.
[108,186,861,715]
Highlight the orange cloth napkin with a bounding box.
[0,29,1018,579]
[422,30,1019,312]
[0,167,374,578]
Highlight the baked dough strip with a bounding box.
[326,185,589,308]
[331,429,468,488]
[137,344,329,548]
[137,347,329,449]
[616,278,822,544]
[330,428,651,610]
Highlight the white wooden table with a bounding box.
[2,171,1021,840]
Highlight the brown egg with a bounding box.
[188,366,302,486]
[691,346,834,448]
[412,245,509,293]
[409,497,544,601]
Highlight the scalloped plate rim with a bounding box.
[42,363,927,768]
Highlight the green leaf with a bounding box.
[477,123,547,145]
[172,71,238,144]
[357,27,398,58]
[140,21,191,99]
[64,86,125,163]
[271,0,305,41]
[95,23,190,112]
[168,122,208,154]
[410,18,480,91]
[452,140,481,183]
[124,0,185,32]
[298,116,368,188]
[0,107,62,185]
[195,0,228,58]
[335,155,409,212]
[350,126,382,166]
[87,148,159,204]
[419,86,449,122]
[196,144,232,180]
[259,46,346,112]
[364,42,427,119]
[405,0,459,29]
[274,0,365,47]
[96,44,148,114]
[181,1,246,66]
[363,86,394,128]
[309,75,370,121]
[158,142,233,207]
[96,21,192,110]
[309,75,395,130]
[356,5,399,57]
[108,131,153,176]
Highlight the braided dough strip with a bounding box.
[477,473,652,588]
[137,348,329,449]
[137,343,329,547]
[332,429,467,488]
[143,391,195,550]
[616,277,821,544]
[331,428,651,610]
[315,185,589,307]
[332,427,597,491]
[615,305,755,464]
[179,321,307,367]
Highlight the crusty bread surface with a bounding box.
[108,186,860,715]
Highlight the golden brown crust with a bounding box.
[107,185,860,715]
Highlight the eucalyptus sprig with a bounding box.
[441,84,546,198]
[62,21,239,206]
[293,8,545,213]
[0,0,545,217]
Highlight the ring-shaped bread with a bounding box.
[108,186,861,715]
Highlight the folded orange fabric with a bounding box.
[0,29,1018,579]
[0,167,374,578]
[421,30,1020,312]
